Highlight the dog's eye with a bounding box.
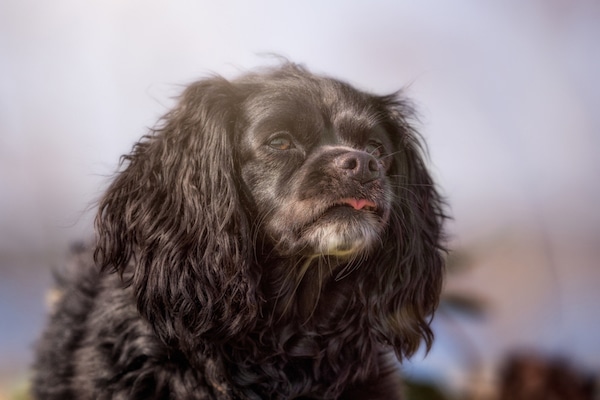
[267,134,294,151]
[365,142,383,158]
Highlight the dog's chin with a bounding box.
[301,206,386,258]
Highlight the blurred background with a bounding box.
[1,0,599,398]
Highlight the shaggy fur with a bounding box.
[33,63,446,399]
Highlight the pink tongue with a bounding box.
[342,198,375,210]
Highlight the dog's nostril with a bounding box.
[336,151,380,183]
[341,157,358,170]
[368,158,378,172]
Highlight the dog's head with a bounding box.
[238,72,396,259]
[95,63,446,360]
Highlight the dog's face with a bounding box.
[237,79,395,259]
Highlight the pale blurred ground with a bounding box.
[1,0,599,398]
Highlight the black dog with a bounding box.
[33,63,446,399]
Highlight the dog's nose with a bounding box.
[335,151,381,183]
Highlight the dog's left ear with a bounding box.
[94,77,259,354]
[366,94,446,360]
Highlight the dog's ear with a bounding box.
[94,77,259,352]
[366,94,446,359]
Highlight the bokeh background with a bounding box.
[1,0,599,398]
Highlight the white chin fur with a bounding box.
[306,220,381,257]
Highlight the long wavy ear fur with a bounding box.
[94,77,259,353]
[366,93,446,359]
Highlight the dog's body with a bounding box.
[33,64,446,399]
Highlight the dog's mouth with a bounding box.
[332,198,378,212]
[301,197,384,257]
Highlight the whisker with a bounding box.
[334,252,364,281]
[387,180,436,188]
[379,149,406,161]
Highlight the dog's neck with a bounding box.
[222,255,378,398]
[260,254,360,329]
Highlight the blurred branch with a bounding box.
[438,292,487,320]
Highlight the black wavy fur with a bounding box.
[33,63,446,399]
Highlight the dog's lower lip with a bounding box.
[336,198,377,211]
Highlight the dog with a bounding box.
[33,63,446,399]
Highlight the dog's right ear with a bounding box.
[361,93,447,360]
[94,77,259,354]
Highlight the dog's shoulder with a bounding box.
[33,244,227,399]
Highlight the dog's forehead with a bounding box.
[243,77,383,134]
